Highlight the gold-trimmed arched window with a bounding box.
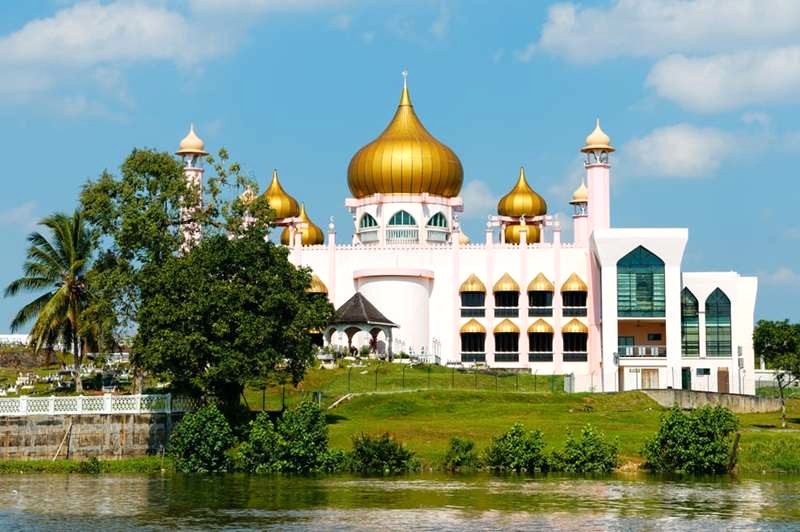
[528,273,554,317]
[493,273,520,318]
[494,319,520,362]
[459,274,486,317]
[460,319,486,363]
[528,319,554,362]
[561,273,588,317]
[562,318,588,362]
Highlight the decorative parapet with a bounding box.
[0,394,198,417]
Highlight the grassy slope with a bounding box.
[325,389,800,472]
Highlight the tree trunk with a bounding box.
[73,336,83,394]
[780,386,787,429]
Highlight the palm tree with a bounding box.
[4,211,96,393]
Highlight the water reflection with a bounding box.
[0,473,798,530]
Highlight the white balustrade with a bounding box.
[385,227,419,244]
[0,394,197,417]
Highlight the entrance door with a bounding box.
[717,368,729,394]
[681,367,691,390]
[618,367,625,392]
[642,368,659,389]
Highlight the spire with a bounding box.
[581,118,614,153]
[176,122,208,156]
[263,168,300,219]
[399,68,412,107]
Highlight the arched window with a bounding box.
[388,210,416,226]
[359,213,378,229]
[494,320,520,362]
[617,246,665,317]
[706,288,731,356]
[681,288,699,356]
[460,319,486,363]
[426,212,448,228]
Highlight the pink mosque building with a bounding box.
[176,78,758,394]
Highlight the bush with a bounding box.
[483,422,548,473]
[350,433,419,474]
[550,424,619,473]
[169,404,235,473]
[319,449,351,473]
[642,405,739,474]
[77,456,101,474]
[442,437,480,472]
[241,401,329,473]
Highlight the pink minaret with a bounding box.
[580,119,614,233]
[570,179,590,247]
[176,124,208,252]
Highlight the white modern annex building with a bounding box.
[176,78,758,394]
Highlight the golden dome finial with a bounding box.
[176,122,208,156]
[281,202,324,246]
[570,178,589,205]
[347,77,463,198]
[264,169,300,220]
[581,118,614,153]
[400,68,411,106]
[498,166,547,245]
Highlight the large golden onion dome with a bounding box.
[264,169,300,220]
[176,123,208,156]
[581,118,614,153]
[281,203,324,245]
[347,79,463,198]
[497,167,547,217]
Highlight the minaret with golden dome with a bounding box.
[264,169,300,220]
[581,118,613,232]
[281,203,324,246]
[176,123,208,251]
[497,167,547,244]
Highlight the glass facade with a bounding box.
[528,291,553,317]
[494,333,519,362]
[617,246,665,317]
[706,288,732,356]
[460,292,485,317]
[494,291,519,317]
[681,288,700,356]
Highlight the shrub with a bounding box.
[77,456,101,474]
[350,433,419,474]
[550,424,619,473]
[442,437,480,472]
[319,449,351,473]
[169,404,235,473]
[483,422,548,473]
[642,405,739,474]
[240,412,282,473]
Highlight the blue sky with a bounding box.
[0,0,798,330]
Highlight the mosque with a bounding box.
[175,77,758,395]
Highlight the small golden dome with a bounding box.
[561,272,588,292]
[347,79,464,198]
[460,319,486,334]
[176,123,208,156]
[239,186,257,205]
[459,273,486,293]
[570,179,589,205]
[264,169,300,220]
[493,273,520,293]
[528,273,554,292]
[562,318,588,334]
[528,319,554,334]
[306,274,328,294]
[494,318,520,334]
[497,167,547,218]
[280,203,324,245]
[504,224,541,245]
[581,118,614,153]
[458,231,470,245]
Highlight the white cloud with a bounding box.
[646,47,800,113]
[330,13,352,31]
[189,0,344,16]
[0,202,38,232]
[622,124,736,178]
[533,0,800,64]
[430,3,450,40]
[461,180,497,220]
[761,267,800,288]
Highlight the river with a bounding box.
[0,473,798,530]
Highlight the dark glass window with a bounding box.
[460,292,485,307]
[388,210,416,226]
[494,332,519,352]
[681,288,700,356]
[617,246,665,317]
[528,291,553,307]
[359,214,378,229]
[495,291,519,307]
[426,212,448,228]
[529,333,553,352]
[562,291,587,307]
[563,332,587,352]
[460,333,485,353]
[705,288,731,356]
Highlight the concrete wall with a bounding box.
[0,413,179,460]
[643,389,780,414]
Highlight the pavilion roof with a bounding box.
[330,292,398,328]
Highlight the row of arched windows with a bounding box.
[460,318,588,363]
[681,287,732,356]
[460,273,588,318]
[358,211,449,229]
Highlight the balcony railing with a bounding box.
[563,352,588,362]
[495,352,519,363]
[461,352,485,363]
[426,228,448,243]
[494,307,519,318]
[618,345,666,358]
[386,227,419,244]
[358,229,379,243]
[529,352,553,362]
[563,306,587,317]
[461,307,485,317]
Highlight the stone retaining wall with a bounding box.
[0,413,181,460]
[643,389,781,414]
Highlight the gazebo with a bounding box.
[326,292,398,358]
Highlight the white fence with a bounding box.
[0,394,197,417]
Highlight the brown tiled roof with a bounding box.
[330,292,398,328]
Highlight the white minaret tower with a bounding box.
[570,179,590,247]
[176,124,208,252]
[580,119,614,233]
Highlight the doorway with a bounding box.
[681,367,691,390]
[642,368,659,389]
[717,368,729,394]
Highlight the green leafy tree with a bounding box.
[642,405,739,474]
[754,319,800,428]
[134,230,332,413]
[168,404,235,473]
[4,211,96,392]
[483,422,548,473]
